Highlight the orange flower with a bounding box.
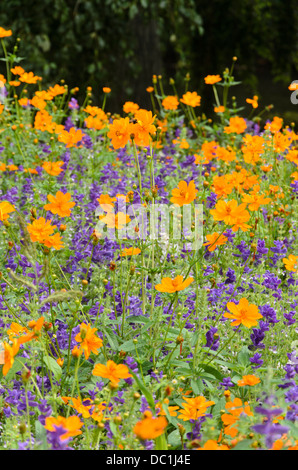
[123,101,139,114]
[241,134,265,165]
[286,150,298,165]
[100,211,131,230]
[58,127,84,148]
[212,175,233,198]
[264,116,283,133]
[18,317,45,344]
[283,254,297,272]
[84,105,106,117]
[0,201,15,222]
[223,298,263,328]
[61,396,93,418]
[273,131,292,153]
[204,75,222,85]
[107,117,134,149]
[44,415,83,441]
[198,440,229,450]
[221,398,253,437]
[196,140,218,164]
[42,161,64,176]
[214,106,225,113]
[92,360,132,384]
[133,109,156,146]
[241,192,271,211]
[120,247,141,256]
[0,27,12,38]
[103,87,111,93]
[47,84,66,98]
[7,322,29,340]
[246,96,259,108]
[170,180,197,206]
[162,95,179,110]
[30,96,47,110]
[72,345,82,358]
[180,91,201,107]
[156,399,179,417]
[146,86,154,93]
[134,411,167,440]
[19,71,41,84]
[2,339,19,376]
[237,375,261,387]
[97,194,115,212]
[42,232,64,250]
[7,164,18,172]
[224,116,247,134]
[178,396,215,421]
[203,232,228,252]
[75,323,103,360]
[11,66,25,75]
[210,199,251,231]
[44,191,75,217]
[173,138,190,149]
[215,146,236,162]
[27,217,56,244]
[155,275,194,293]
[85,115,106,130]
[289,82,298,91]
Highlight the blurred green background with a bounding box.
[1,0,298,119]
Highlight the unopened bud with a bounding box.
[19,423,27,434]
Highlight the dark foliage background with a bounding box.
[1,0,298,116]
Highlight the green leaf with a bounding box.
[35,420,48,450]
[212,397,226,417]
[109,420,118,436]
[190,378,204,395]
[4,357,27,382]
[197,364,224,381]
[126,316,150,323]
[118,339,146,352]
[102,327,119,351]
[130,371,155,412]
[43,355,62,381]
[167,429,181,448]
[232,439,253,450]
[238,346,251,366]
[155,433,168,450]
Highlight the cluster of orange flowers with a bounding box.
[27,217,63,250]
[108,110,156,149]
[210,199,251,232]
[10,65,41,84]
[2,317,45,376]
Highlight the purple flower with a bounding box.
[250,352,263,369]
[205,326,219,351]
[68,97,79,110]
[219,377,234,389]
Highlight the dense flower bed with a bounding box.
[0,27,297,451]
